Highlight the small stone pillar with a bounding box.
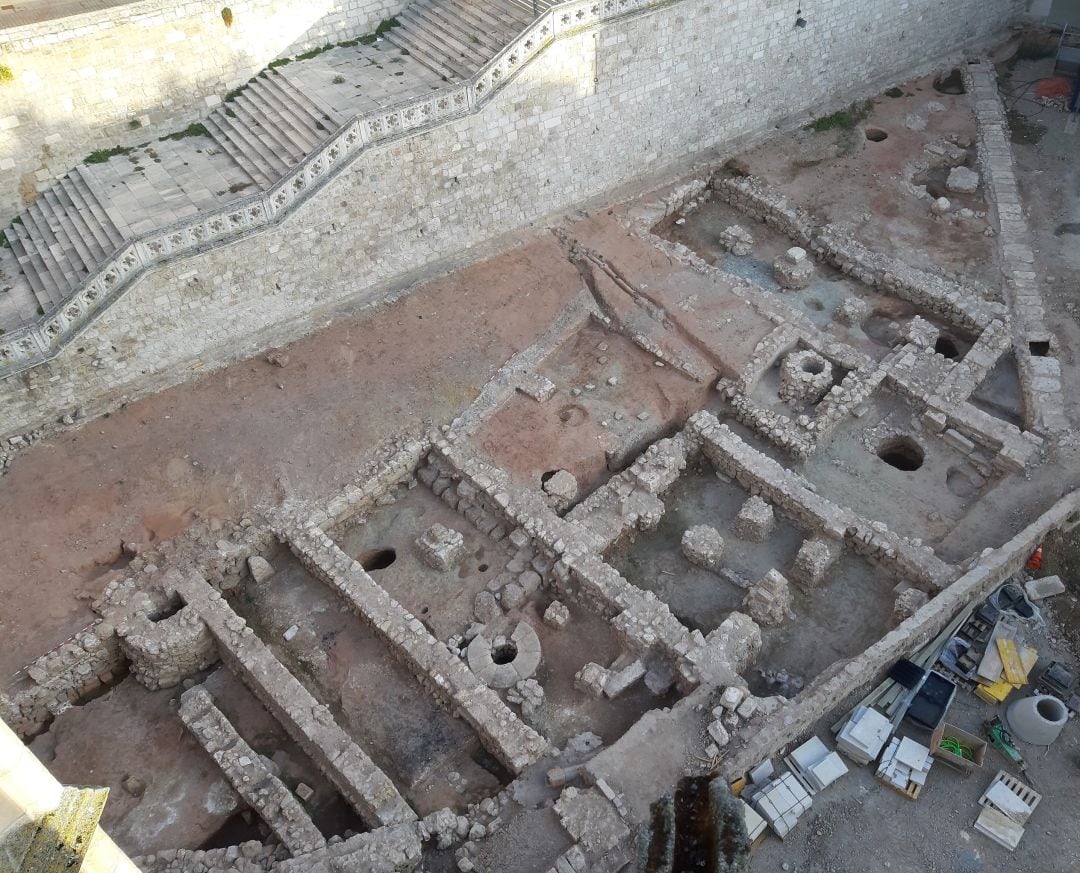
[743,569,792,627]
[893,588,929,623]
[732,495,775,543]
[773,247,814,290]
[789,537,842,590]
[681,525,725,572]
[416,523,466,570]
[542,470,579,512]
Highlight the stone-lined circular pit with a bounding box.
[778,350,834,406]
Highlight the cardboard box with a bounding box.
[930,722,987,773]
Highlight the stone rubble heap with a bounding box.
[717,224,754,256]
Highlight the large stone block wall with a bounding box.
[0,0,1022,437]
[0,0,408,219]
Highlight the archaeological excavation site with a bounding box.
[2,0,1080,871]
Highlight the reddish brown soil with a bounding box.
[0,234,581,677]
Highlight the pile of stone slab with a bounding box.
[875,736,933,800]
[836,705,893,765]
[746,769,812,839]
[783,736,848,796]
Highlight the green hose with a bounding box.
[939,736,974,760]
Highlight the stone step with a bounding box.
[380,26,464,82]
[12,216,75,308]
[73,165,135,240]
[61,171,126,249]
[29,194,99,283]
[22,200,85,292]
[5,224,61,314]
[227,94,312,167]
[415,0,514,58]
[239,80,325,152]
[436,0,526,47]
[265,69,345,131]
[205,112,293,185]
[41,187,107,270]
[398,5,493,71]
[203,117,277,190]
[0,242,43,329]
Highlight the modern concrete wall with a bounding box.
[0,0,408,219]
[0,0,1023,437]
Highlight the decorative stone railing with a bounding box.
[0,0,666,378]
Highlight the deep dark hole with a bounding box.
[933,68,965,95]
[865,127,888,142]
[491,641,518,665]
[1029,340,1051,357]
[801,358,825,375]
[199,811,267,850]
[149,593,184,623]
[672,777,716,873]
[878,437,924,471]
[478,563,489,572]
[358,548,396,571]
[934,335,961,359]
[540,470,558,484]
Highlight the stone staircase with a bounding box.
[0,0,561,342]
[386,0,554,81]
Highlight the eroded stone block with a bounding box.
[417,523,466,571]
[681,525,724,572]
[743,569,792,627]
[732,495,775,542]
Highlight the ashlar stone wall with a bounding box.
[0,0,1022,437]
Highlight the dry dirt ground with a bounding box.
[0,234,583,679]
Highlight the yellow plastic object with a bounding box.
[976,676,1015,704]
[997,639,1026,685]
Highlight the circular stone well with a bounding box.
[778,350,834,406]
[467,622,542,688]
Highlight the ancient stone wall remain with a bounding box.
[0,0,408,219]
[0,0,1022,438]
[272,510,550,775]
[171,570,418,829]
[179,686,326,856]
[2,513,273,738]
[688,411,957,589]
[714,176,1007,333]
[722,488,1080,778]
[118,603,218,689]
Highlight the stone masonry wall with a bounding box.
[0,0,408,220]
[0,0,1022,438]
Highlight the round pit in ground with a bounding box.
[877,437,924,471]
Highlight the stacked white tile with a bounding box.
[836,706,893,766]
[750,773,812,839]
[740,800,767,844]
[785,736,849,795]
[876,737,933,790]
